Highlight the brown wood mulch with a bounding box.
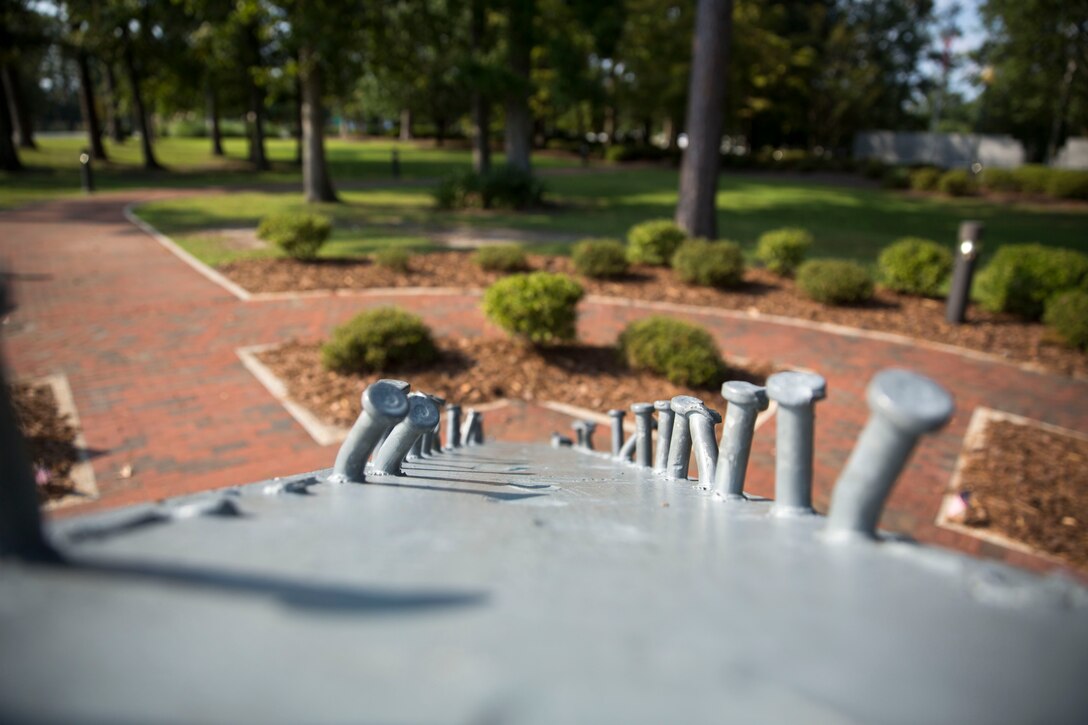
[10,383,79,503]
[220,252,1088,378]
[956,419,1088,571]
[256,337,773,431]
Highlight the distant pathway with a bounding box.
[2,192,1086,575]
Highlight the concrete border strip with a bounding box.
[21,373,99,510]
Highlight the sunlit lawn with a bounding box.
[135,167,1088,266]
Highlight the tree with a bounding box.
[675,0,732,239]
[503,0,533,172]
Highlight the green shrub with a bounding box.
[937,169,976,196]
[1012,165,1051,194]
[473,244,529,273]
[571,238,629,278]
[796,259,874,305]
[257,212,332,261]
[1045,170,1088,200]
[321,308,438,374]
[979,167,1020,193]
[881,166,911,189]
[755,227,813,276]
[975,244,1088,319]
[1044,290,1088,349]
[671,239,745,288]
[433,167,546,210]
[877,237,953,297]
[861,159,888,180]
[432,171,478,209]
[482,272,584,344]
[626,219,687,266]
[374,248,412,273]
[908,167,942,191]
[617,316,724,388]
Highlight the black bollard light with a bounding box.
[946,221,983,324]
[391,148,401,179]
[79,150,94,194]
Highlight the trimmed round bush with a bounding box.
[975,244,1088,319]
[626,219,687,266]
[877,237,953,297]
[937,169,975,196]
[979,167,1020,193]
[617,316,724,388]
[755,227,813,276]
[257,212,332,261]
[1046,170,1088,201]
[1012,165,1051,194]
[1044,290,1088,349]
[572,238,628,278]
[908,167,942,191]
[474,244,529,273]
[671,239,745,288]
[796,259,874,305]
[374,248,412,273]
[321,307,438,374]
[482,272,584,345]
[432,167,545,210]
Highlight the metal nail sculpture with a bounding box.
[653,400,674,473]
[331,381,410,483]
[608,409,626,457]
[445,404,462,449]
[631,403,655,468]
[766,371,827,516]
[714,381,770,500]
[371,393,440,476]
[667,396,722,486]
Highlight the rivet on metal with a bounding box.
[445,404,462,449]
[713,381,769,500]
[766,371,827,516]
[653,400,674,473]
[370,393,440,475]
[331,381,410,483]
[631,403,655,468]
[826,369,953,540]
[608,409,626,457]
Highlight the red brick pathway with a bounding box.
[3,193,1086,574]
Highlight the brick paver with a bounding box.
[3,193,1086,575]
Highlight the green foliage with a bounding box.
[432,167,545,210]
[482,272,585,345]
[755,227,813,276]
[977,167,1088,200]
[671,239,745,288]
[374,247,412,272]
[937,169,975,196]
[880,166,911,189]
[1044,290,1088,350]
[1012,165,1051,194]
[605,144,679,164]
[256,212,332,261]
[1045,170,1088,201]
[796,260,874,305]
[321,308,438,374]
[617,316,724,388]
[975,244,1088,319]
[626,219,687,266]
[979,168,1020,192]
[571,238,629,278]
[473,244,530,273]
[877,237,953,297]
[908,167,942,191]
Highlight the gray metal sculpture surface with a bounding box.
[1,366,1087,724]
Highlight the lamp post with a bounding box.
[79,150,94,194]
[946,221,983,324]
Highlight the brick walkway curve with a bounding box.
[3,193,1086,573]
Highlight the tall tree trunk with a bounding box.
[76,50,107,161]
[244,24,269,171]
[503,0,533,172]
[205,80,224,156]
[399,108,413,140]
[0,65,21,171]
[103,61,124,142]
[470,0,491,174]
[299,47,337,203]
[435,115,446,147]
[675,0,731,239]
[121,31,161,170]
[2,64,35,149]
[1047,57,1077,163]
[294,74,304,164]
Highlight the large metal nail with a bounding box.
[427,394,446,454]
[445,404,462,449]
[766,371,827,515]
[409,434,427,461]
[373,379,411,457]
[582,420,597,450]
[668,396,721,485]
[714,381,769,500]
[826,369,953,540]
[653,400,674,473]
[331,380,410,482]
[371,393,440,475]
[571,421,586,448]
[617,432,637,461]
[462,409,483,445]
[631,403,655,468]
[608,409,626,457]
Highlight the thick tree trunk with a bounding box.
[103,61,124,142]
[470,0,491,174]
[294,74,304,164]
[299,47,337,203]
[0,65,21,171]
[2,64,35,149]
[121,31,161,170]
[503,0,533,172]
[399,108,413,140]
[244,24,269,171]
[675,0,731,239]
[435,115,446,147]
[205,80,224,156]
[76,50,107,161]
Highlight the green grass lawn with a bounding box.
[135,167,1088,267]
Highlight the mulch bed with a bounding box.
[256,337,773,430]
[10,383,79,503]
[220,252,1088,378]
[955,419,1088,571]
